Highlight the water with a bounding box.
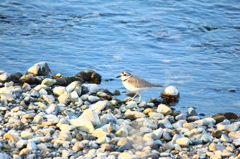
[0,0,240,116]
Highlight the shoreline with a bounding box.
[0,62,239,159]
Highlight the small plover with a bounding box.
[116,71,163,102]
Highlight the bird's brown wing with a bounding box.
[127,76,163,88]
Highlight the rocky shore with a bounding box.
[0,62,239,159]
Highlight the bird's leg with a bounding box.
[128,92,140,102]
[137,93,142,103]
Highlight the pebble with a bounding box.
[116,127,128,137]
[159,119,172,128]
[70,118,94,133]
[161,86,179,97]
[66,81,82,96]
[175,113,186,120]
[183,122,195,130]
[88,95,100,103]
[83,83,100,94]
[4,133,21,142]
[45,104,59,115]
[79,109,101,126]
[0,72,10,82]
[125,101,138,109]
[72,141,84,152]
[16,140,28,149]
[217,123,239,132]
[33,84,49,91]
[89,100,109,113]
[0,87,12,94]
[221,134,233,142]
[39,88,48,97]
[143,119,158,129]
[41,78,56,87]
[157,104,172,115]
[1,94,15,102]
[22,82,31,91]
[148,112,164,119]
[101,113,117,124]
[27,140,37,150]
[42,95,55,104]
[53,86,66,96]
[58,91,71,103]
[175,137,191,147]
[21,131,33,139]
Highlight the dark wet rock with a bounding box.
[113,90,121,95]
[117,143,131,152]
[75,70,102,84]
[146,97,161,106]
[228,89,236,92]
[34,76,46,84]
[212,130,223,138]
[62,76,84,85]
[26,62,51,76]
[198,25,218,32]
[55,78,67,86]
[124,114,137,121]
[99,88,114,96]
[150,140,162,150]
[83,135,97,140]
[211,114,226,123]
[52,73,84,86]
[19,75,38,84]
[162,132,172,141]
[221,112,239,120]
[170,112,181,117]
[199,113,206,116]
[212,112,239,124]
[96,91,112,100]
[126,92,137,97]
[10,72,22,82]
[104,78,114,81]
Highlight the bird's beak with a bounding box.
[116,75,121,78]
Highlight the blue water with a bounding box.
[0,0,240,116]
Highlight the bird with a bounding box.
[116,71,163,102]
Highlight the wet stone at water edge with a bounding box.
[0,62,239,158]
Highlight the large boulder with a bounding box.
[26,62,51,76]
[75,70,102,84]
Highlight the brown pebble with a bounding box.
[143,108,154,115]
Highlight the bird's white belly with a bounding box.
[122,81,150,92]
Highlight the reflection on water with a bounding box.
[0,0,240,116]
